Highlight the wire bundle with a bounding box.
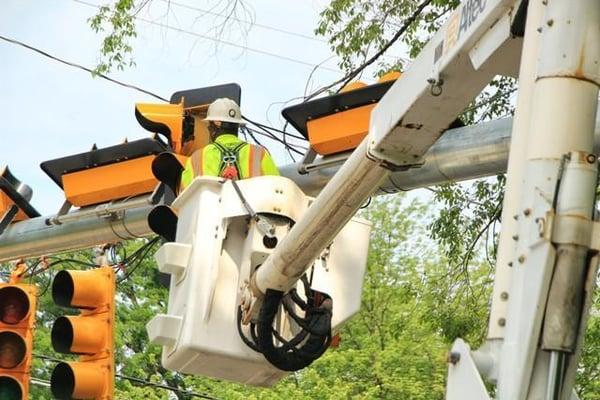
[237,276,332,371]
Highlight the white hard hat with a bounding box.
[204,98,245,125]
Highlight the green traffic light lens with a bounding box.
[0,287,30,325]
[0,376,23,399]
[0,332,27,369]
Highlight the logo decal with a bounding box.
[458,0,487,39]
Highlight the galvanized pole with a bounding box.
[498,0,600,398]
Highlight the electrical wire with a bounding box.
[242,116,305,141]
[72,0,342,74]
[33,353,219,399]
[303,0,434,102]
[164,0,404,63]
[245,127,305,154]
[117,237,161,283]
[165,0,327,43]
[242,116,307,161]
[0,34,168,102]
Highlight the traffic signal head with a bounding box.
[50,267,115,400]
[135,101,194,154]
[0,284,37,400]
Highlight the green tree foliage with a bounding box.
[89,0,139,74]
[87,0,255,74]
[1,193,598,398]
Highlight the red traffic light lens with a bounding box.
[0,331,26,369]
[0,376,23,399]
[0,287,30,325]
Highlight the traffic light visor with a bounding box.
[135,102,184,148]
[52,316,106,355]
[0,376,23,399]
[51,361,107,400]
[0,287,30,325]
[0,332,26,369]
[52,270,107,309]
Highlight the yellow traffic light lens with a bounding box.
[0,332,26,369]
[0,287,30,325]
[50,362,75,400]
[0,376,23,399]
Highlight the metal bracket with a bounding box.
[298,151,351,175]
[298,147,318,175]
[446,339,491,400]
[47,199,73,226]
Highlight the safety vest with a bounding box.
[180,134,279,191]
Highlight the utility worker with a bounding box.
[180,98,279,191]
[149,98,279,244]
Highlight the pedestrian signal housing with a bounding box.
[0,283,37,400]
[281,72,400,156]
[50,267,115,400]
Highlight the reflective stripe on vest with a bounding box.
[191,149,203,177]
[249,145,264,177]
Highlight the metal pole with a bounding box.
[282,115,600,198]
[498,0,600,398]
[281,118,514,197]
[0,198,152,262]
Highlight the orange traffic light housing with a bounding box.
[41,138,170,207]
[135,101,193,155]
[0,283,37,400]
[281,72,401,156]
[50,267,115,400]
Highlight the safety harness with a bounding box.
[212,141,247,180]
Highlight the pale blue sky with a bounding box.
[0,0,365,213]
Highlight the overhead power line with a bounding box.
[72,0,342,74]
[0,33,302,157]
[165,0,405,63]
[304,0,434,101]
[165,0,327,43]
[0,33,168,102]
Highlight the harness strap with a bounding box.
[213,141,247,178]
